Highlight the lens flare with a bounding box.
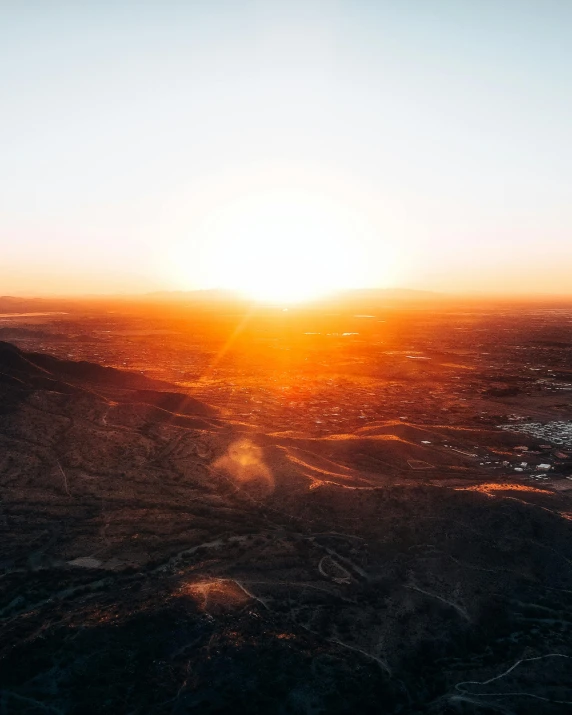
[213,439,274,492]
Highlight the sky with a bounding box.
[1,0,571,297]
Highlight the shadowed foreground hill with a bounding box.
[1,342,571,713]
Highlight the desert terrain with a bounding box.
[1,293,572,713]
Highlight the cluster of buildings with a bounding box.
[499,420,572,448]
[497,421,572,479]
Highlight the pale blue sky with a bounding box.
[1,1,571,295]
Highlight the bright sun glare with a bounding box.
[175,189,390,303]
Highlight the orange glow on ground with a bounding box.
[455,483,552,495]
[180,579,251,612]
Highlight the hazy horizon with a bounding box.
[2,1,571,297]
[4,286,572,305]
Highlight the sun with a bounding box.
[188,189,380,303]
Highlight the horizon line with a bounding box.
[3,287,572,303]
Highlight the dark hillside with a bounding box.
[0,340,571,713]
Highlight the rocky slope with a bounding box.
[1,341,571,713]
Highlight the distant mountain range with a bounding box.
[143,287,441,302]
[2,288,572,314]
[0,289,444,315]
